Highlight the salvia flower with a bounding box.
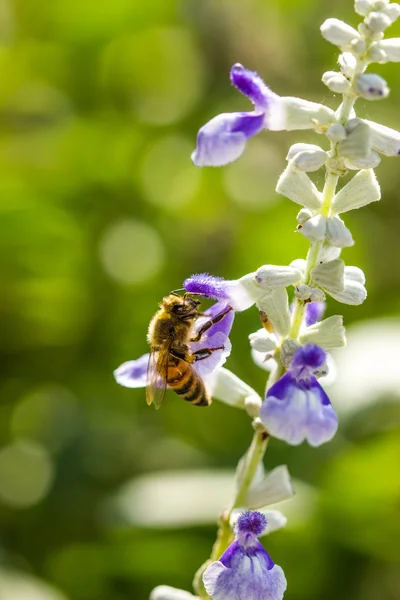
[259,344,338,446]
[203,511,287,600]
[191,63,335,167]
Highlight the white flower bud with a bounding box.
[286,143,324,161]
[254,265,302,289]
[383,3,400,22]
[343,150,381,170]
[294,283,312,301]
[298,214,327,242]
[276,97,335,131]
[368,43,388,62]
[256,288,291,336]
[291,148,328,172]
[355,0,373,15]
[299,315,347,350]
[296,207,314,224]
[311,259,345,293]
[280,339,301,369]
[338,120,371,160]
[354,73,389,100]
[249,328,277,352]
[309,287,326,302]
[207,367,262,410]
[338,52,357,77]
[328,279,367,305]
[376,38,400,61]
[365,119,400,155]
[322,71,351,93]
[365,11,392,31]
[351,37,367,54]
[150,586,198,600]
[290,258,307,273]
[326,216,354,248]
[332,168,381,214]
[276,164,322,210]
[244,465,294,509]
[345,265,366,284]
[326,123,347,142]
[371,0,389,9]
[244,395,262,418]
[321,18,361,48]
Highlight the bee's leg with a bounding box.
[170,347,224,363]
[190,305,233,343]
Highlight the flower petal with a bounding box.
[203,541,286,600]
[260,373,338,446]
[230,63,273,110]
[204,367,262,410]
[191,112,265,167]
[184,273,262,311]
[114,354,149,388]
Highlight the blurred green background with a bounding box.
[0,0,400,598]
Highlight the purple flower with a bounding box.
[191,64,281,167]
[203,511,287,600]
[114,300,234,389]
[184,272,262,312]
[260,344,338,446]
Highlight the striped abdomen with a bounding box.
[167,358,211,407]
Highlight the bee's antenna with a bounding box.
[170,288,185,296]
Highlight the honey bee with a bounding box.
[146,293,232,409]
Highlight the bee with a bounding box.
[146,293,232,409]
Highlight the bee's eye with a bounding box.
[174,305,184,313]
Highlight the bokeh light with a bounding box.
[99,219,165,285]
[0,440,54,507]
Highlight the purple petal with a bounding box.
[114,354,149,388]
[305,301,326,326]
[260,373,338,446]
[191,111,265,167]
[290,344,326,371]
[203,541,286,600]
[230,63,273,110]
[184,273,259,311]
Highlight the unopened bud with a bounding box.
[383,3,400,22]
[294,284,312,301]
[372,0,389,9]
[322,71,351,93]
[298,214,327,242]
[255,265,302,289]
[355,73,389,100]
[376,38,400,61]
[351,37,367,54]
[365,11,392,31]
[249,328,277,352]
[338,52,357,76]
[326,123,347,142]
[321,18,361,48]
[245,395,262,418]
[291,148,328,172]
[345,265,366,284]
[309,288,326,302]
[296,208,314,224]
[355,0,373,15]
[368,43,388,62]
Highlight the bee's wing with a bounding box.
[146,340,172,410]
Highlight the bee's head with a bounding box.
[161,294,201,317]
